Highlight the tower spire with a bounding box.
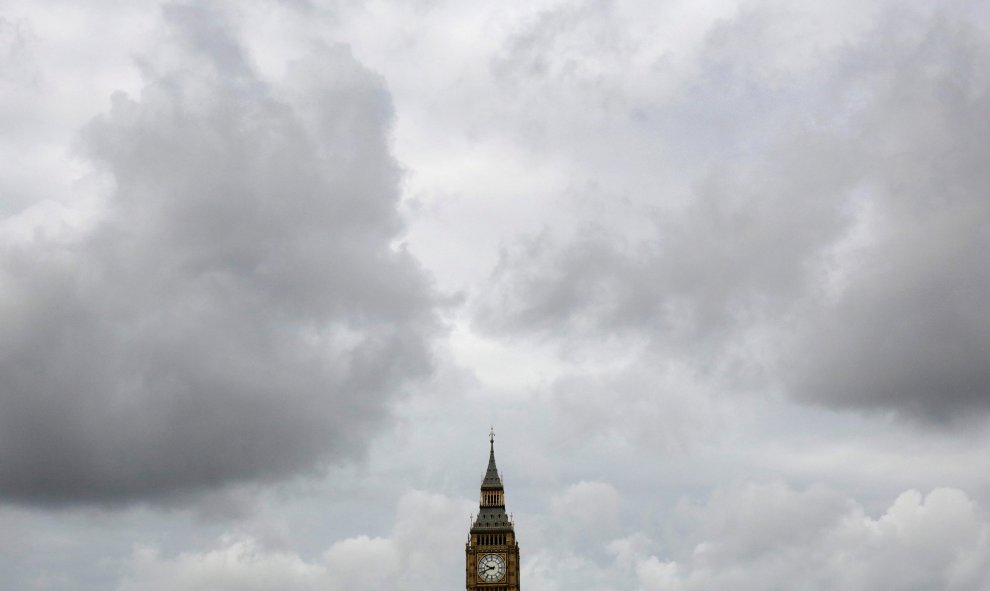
[483,427,502,488]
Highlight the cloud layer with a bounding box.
[0,4,439,503]
[2,1,989,589]
[476,2,990,424]
[115,490,473,591]
[113,483,990,591]
[519,482,990,591]
[638,484,990,591]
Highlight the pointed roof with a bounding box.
[472,505,512,530]
[472,428,513,532]
[481,428,503,489]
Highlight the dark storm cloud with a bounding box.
[785,10,990,422]
[0,4,439,503]
[477,5,990,423]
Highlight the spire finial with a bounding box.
[489,426,495,451]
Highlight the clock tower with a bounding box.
[466,430,520,591]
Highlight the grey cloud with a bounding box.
[546,365,721,455]
[479,131,856,352]
[0,4,439,503]
[476,4,990,424]
[784,12,990,422]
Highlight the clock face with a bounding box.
[477,553,506,583]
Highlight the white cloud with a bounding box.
[641,484,990,591]
[551,481,622,541]
[119,540,324,591]
[523,483,990,591]
[116,490,473,591]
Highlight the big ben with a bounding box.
[466,430,520,591]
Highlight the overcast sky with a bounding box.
[2,0,990,589]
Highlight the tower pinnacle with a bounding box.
[483,428,502,488]
[474,430,510,527]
